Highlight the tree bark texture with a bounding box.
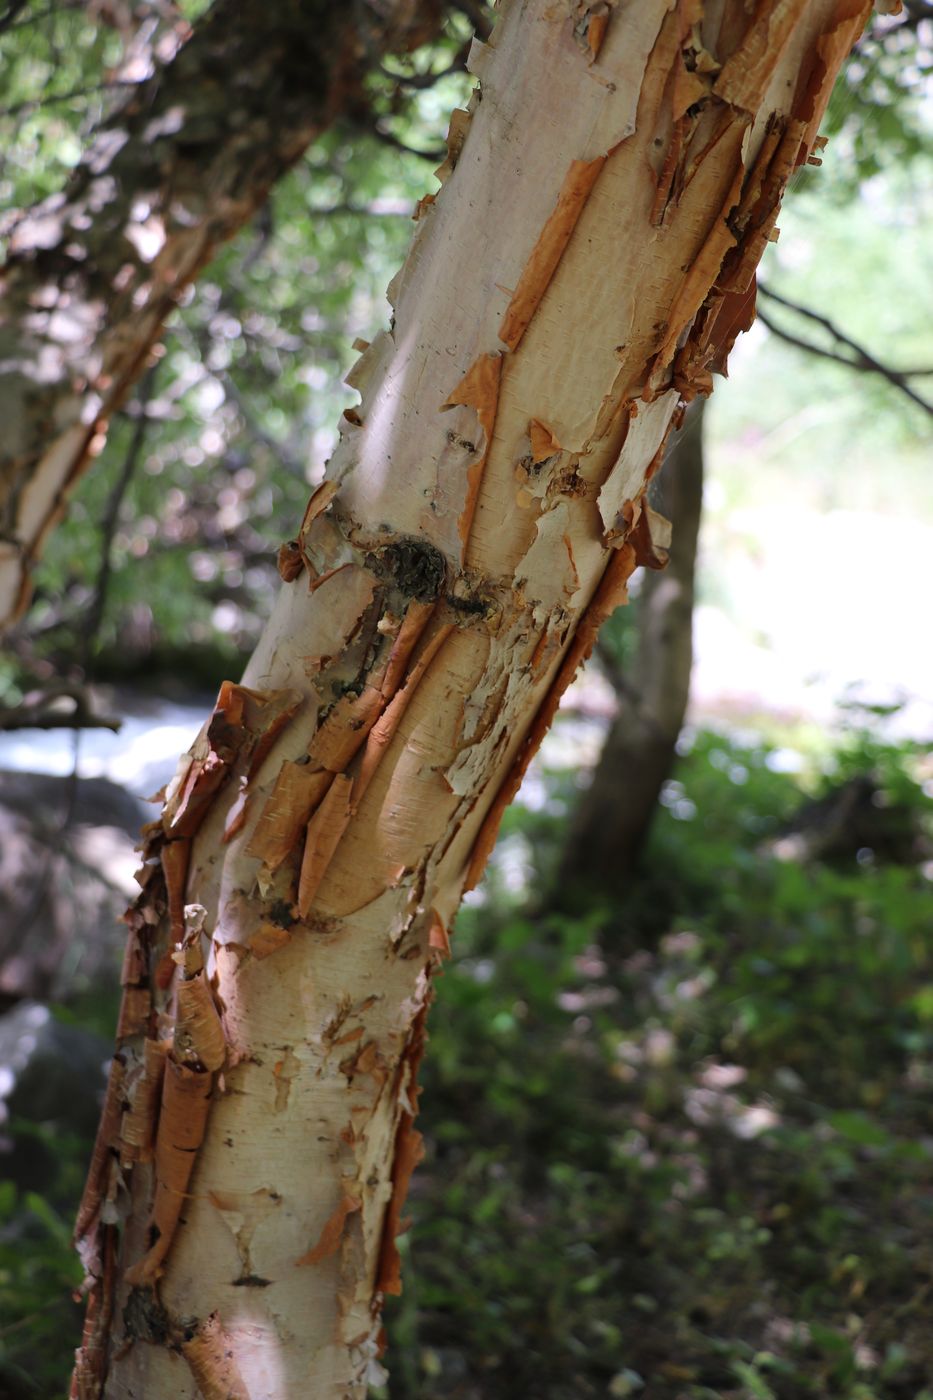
[559,397,706,891]
[0,0,441,631]
[72,2,871,1395]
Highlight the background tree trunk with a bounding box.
[558,398,705,894]
[0,0,441,631]
[70,2,872,1396]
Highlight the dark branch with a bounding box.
[370,122,446,162]
[0,0,27,34]
[0,79,134,121]
[0,684,121,732]
[380,37,472,89]
[451,0,492,39]
[757,282,933,419]
[83,368,157,658]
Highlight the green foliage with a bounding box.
[3,726,931,1398]
[819,7,933,192]
[3,4,476,683]
[373,724,933,1399]
[0,1139,86,1399]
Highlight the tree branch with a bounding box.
[82,368,158,658]
[380,36,472,89]
[370,122,447,162]
[757,282,933,418]
[0,683,121,732]
[0,79,133,120]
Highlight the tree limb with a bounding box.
[757,282,933,418]
[82,368,158,659]
[370,121,448,162]
[0,0,447,631]
[0,683,121,732]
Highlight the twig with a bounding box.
[0,78,133,120]
[307,199,412,217]
[83,368,157,657]
[370,123,446,163]
[0,684,121,732]
[451,0,493,39]
[380,37,472,89]
[757,282,933,418]
[0,0,27,34]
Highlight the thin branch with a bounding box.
[901,0,933,30]
[594,639,641,706]
[757,282,933,418]
[0,78,134,121]
[380,37,472,89]
[0,684,121,732]
[83,368,157,657]
[2,0,77,26]
[308,199,412,217]
[0,0,27,34]
[370,122,446,162]
[450,0,493,39]
[215,362,307,478]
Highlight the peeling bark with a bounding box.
[73,2,872,1395]
[0,0,442,630]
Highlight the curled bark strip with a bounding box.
[442,353,504,551]
[116,985,151,1041]
[428,909,451,957]
[376,1006,429,1296]
[222,783,250,843]
[74,1056,126,1246]
[246,762,333,871]
[651,114,686,226]
[277,538,305,582]
[120,926,147,987]
[247,922,293,959]
[180,1311,251,1400]
[70,1226,115,1400]
[353,624,455,809]
[176,972,227,1071]
[646,160,746,390]
[162,682,301,839]
[308,686,386,772]
[243,687,304,780]
[630,503,672,569]
[160,838,191,945]
[528,418,562,463]
[380,600,435,698]
[295,1191,362,1266]
[713,0,809,113]
[586,7,610,62]
[499,155,607,351]
[795,1,872,146]
[298,479,339,542]
[298,773,354,917]
[120,1037,169,1162]
[434,106,472,185]
[116,920,152,1039]
[124,1058,213,1287]
[466,543,637,890]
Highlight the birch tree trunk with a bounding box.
[73,2,872,1395]
[0,0,440,631]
